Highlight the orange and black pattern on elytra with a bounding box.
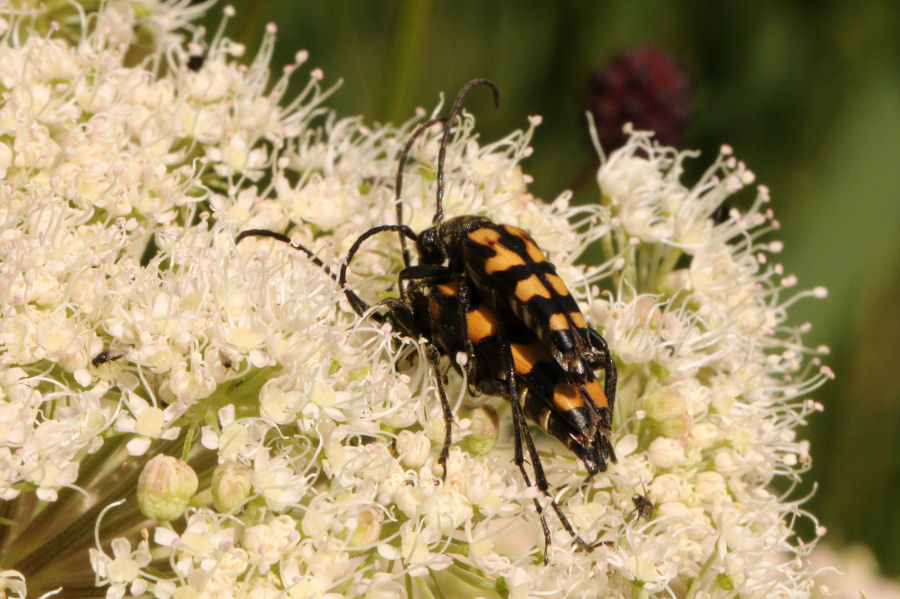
[460,222,595,376]
[421,277,503,386]
[505,320,613,474]
[424,278,498,346]
[418,275,613,474]
[509,334,610,424]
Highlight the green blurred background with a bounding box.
[203,0,900,577]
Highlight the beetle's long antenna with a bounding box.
[237,229,329,272]
[434,79,499,226]
[338,224,418,310]
[236,229,371,316]
[395,117,447,267]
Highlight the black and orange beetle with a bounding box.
[237,80,618,556]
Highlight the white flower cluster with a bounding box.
[0,2,832,598]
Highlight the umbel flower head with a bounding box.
[0,2,833,598]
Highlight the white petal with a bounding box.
[126,437,152,456]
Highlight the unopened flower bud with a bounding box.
[395,430,430,468]
[642,387,689,438]
[172,586,199,599]
[648,436,687,469]
[459,405,499,456]
[211,461,252,513]
[136,455,198,521]
[348,506,384,548]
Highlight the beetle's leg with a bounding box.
[498,334,552,563]
[398,266,481,388]
[496,325,604,560]
[588,326,617,419]
[424,344,455,482]
[237,229,375,317]
[397,264,450,311]
[397,264,452,281]
[454,277,481,393]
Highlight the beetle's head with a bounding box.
[416,227,445,265]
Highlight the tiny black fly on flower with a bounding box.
[91,347,127,368]
[631,492,654,521]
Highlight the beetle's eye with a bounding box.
[417,229,442,263]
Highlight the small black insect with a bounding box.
[92,348,125,368]
[631,492,654,520]
[220,354,233,369]
[711,202,731,224]
[187,54,205,71]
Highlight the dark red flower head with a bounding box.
[586,46,691,152]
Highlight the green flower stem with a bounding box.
[415,574,437,599]
[428,570,448,599]
[621,232,639,294]
[11,437,179,580]
[684,549,720,599]
[654,246,683,289]
[606,227,625,291]
[405,573,414,599]
[447,562,496,592]
[3,435,127,564]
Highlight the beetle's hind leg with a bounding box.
[587,326,618,416]
[497,325,603,561]
[424,344,455,482]
[399,265,483,395]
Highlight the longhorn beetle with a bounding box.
[384,107,616,478]
[391,80,617,458]
[409,80,615,381]
[239,225,612,556]
[237,82,617,556]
